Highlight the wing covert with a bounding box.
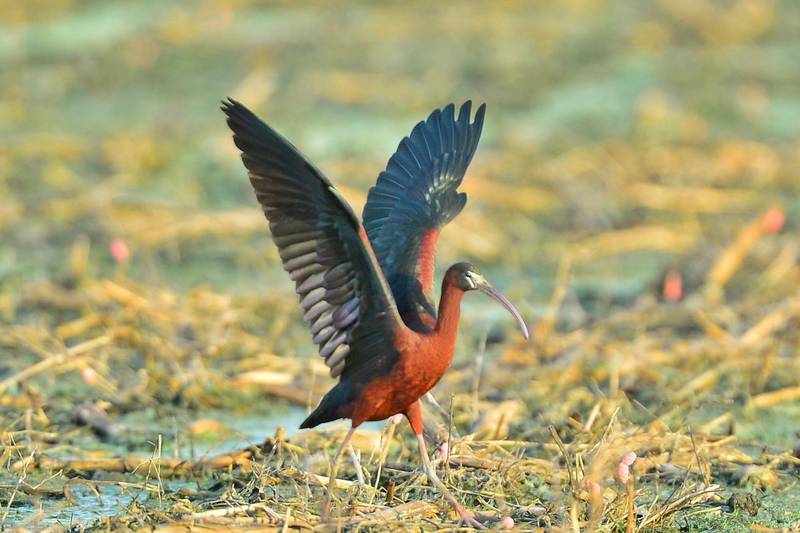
[223,98,401,382]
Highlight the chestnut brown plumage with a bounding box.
[222,99,529,528]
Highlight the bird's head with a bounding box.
[447,262,530,340]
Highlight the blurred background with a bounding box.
[2,0,799,530]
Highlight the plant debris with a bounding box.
[2,1,800,531]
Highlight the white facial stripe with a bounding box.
[465,270,485,289]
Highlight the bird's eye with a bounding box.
[464,271,477,288]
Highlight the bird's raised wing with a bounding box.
[223,99,402,382]
[362,102,486,330]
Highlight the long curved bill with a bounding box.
[477,281,530,340]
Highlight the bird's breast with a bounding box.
[395,329,455,399]
[351,328,457,424]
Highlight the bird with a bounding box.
[222,99,529,528]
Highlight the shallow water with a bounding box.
[2,405,308,529]
[3,481,176,530]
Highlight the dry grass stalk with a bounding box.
[704,212,773,299]
[750,387,800,409]
[0,335,111,395]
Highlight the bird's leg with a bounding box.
[415,434,485,529]
[322,426,356,521]
[405,402,484,529]
[424,391,451,419]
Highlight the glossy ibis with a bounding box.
[223,99,529,527]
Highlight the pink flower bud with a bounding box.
[616,452,636,484]
[662,270,682,302]
[81,367,98,385]
[616,462,630,484]
[438,441,449,462]
[621,451,637,466]
[110,238,130,263]
[582,477,602,496]
[499,516,514,529]
[761,208,785,233]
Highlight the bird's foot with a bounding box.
[453,502,486,530]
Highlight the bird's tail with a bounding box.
[299,381,355,429]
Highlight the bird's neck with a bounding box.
[434,278,464,344]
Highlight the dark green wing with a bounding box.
[362,102,486,330]
[222,99,402,383]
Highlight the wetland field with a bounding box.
[2,1,800,531]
